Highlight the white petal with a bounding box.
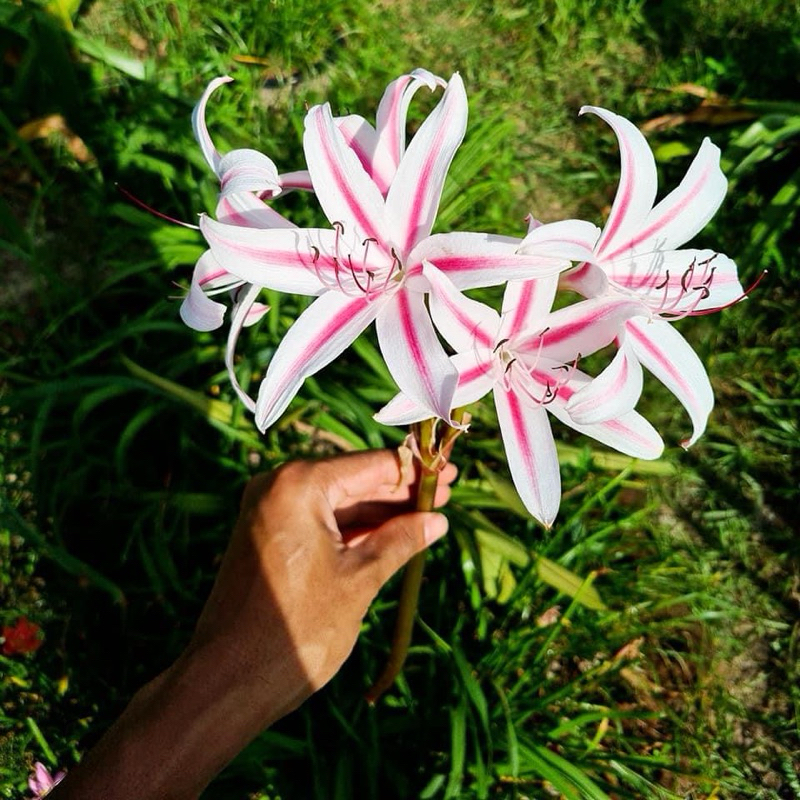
[424,262,500,352]
[218,149,281,197]
[225,284,264,413]
[375,349,495,426]
[549,371,664,459]
[516,296,648,362]
[604,249,742,315]
[215,193,296,229]
[551,396,664,460]
[374,391,432,427]
[517,218,601,262]
[385,73,468,256]
[334,114,396,195]
[201,216,350,295]
[581,106,657,259]
[303,103,389,243]
[192,76,232,174]
[558,262,609,299]
[375,68,444,166]
[626,317,713,447]
[278,170,314,192]
[408,231,565,290]
[255,292,382,430]
[451,349,497,407]
[179,251,230,331]
[494,388,561,527]
[566,339,643,424]
[635,139,727,255]
[376,287,459,422]
[499,276,558,340]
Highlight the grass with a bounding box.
[1,0,799,797]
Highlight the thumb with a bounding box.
[358,511,449,589]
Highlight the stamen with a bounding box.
[681,257,697,292]
[116,184,199,229]
[654,270,670,291]
[691,270,767,316]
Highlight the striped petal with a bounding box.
[565,338,643,424]
[218,149,281,197]
[180,250,231,331]
[499,276,559,340]
[549,392,664,460]
[558,262,609,299]
[334,114,396,195]
[377,346,496,426]
[620,138,728,258]
[517,296,648,362]
[193,76,232,174]
[376,287,459,422]
[425,262,499,352]
[626,317,713,447]
[215,193,296,229]
[581,106,657,259]
[605,249,742,314]
[225,283,265,413]
[375,68,444,168]
[201,216,364,295]
[517,218,601,262]
[408,232,563,290]
[278,170,314,192]
[303,103,389,243]
[494,388,561,527]
[255,292,382,431]
[385,73,468,256]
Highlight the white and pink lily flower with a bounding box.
[180,71,444,335]
[376,266,663,527]
[200,72,599,431]
[28,762,65,798]
[562,107,744,446]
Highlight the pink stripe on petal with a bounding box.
[304,105,387,242]
[376,289,458,420]
[387,75,468,257]
[604,160,714,261]
[425,261,499,352]
[494,389,560,526]
[255,293,380,430]
[625,317,712,446]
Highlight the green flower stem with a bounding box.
[365,421,440,704]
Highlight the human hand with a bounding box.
[186,448,456,721]
[50,449,455,800]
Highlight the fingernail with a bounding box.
[423,513,449,546]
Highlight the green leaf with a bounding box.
[475,462,530,519]
[71,31,149,80]
[535,556,606,611]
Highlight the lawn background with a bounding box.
[1,0,798,797]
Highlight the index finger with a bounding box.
[315,449,456,508]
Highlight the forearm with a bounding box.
[50,640,307,800]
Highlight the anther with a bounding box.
[654,270,671,291]
[493,338,510,353]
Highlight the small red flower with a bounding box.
[1,617,43,656]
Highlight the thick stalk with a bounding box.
[365,465,439,705]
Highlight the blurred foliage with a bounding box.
[1,0,798,797]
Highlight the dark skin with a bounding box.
[50,450,455,800]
